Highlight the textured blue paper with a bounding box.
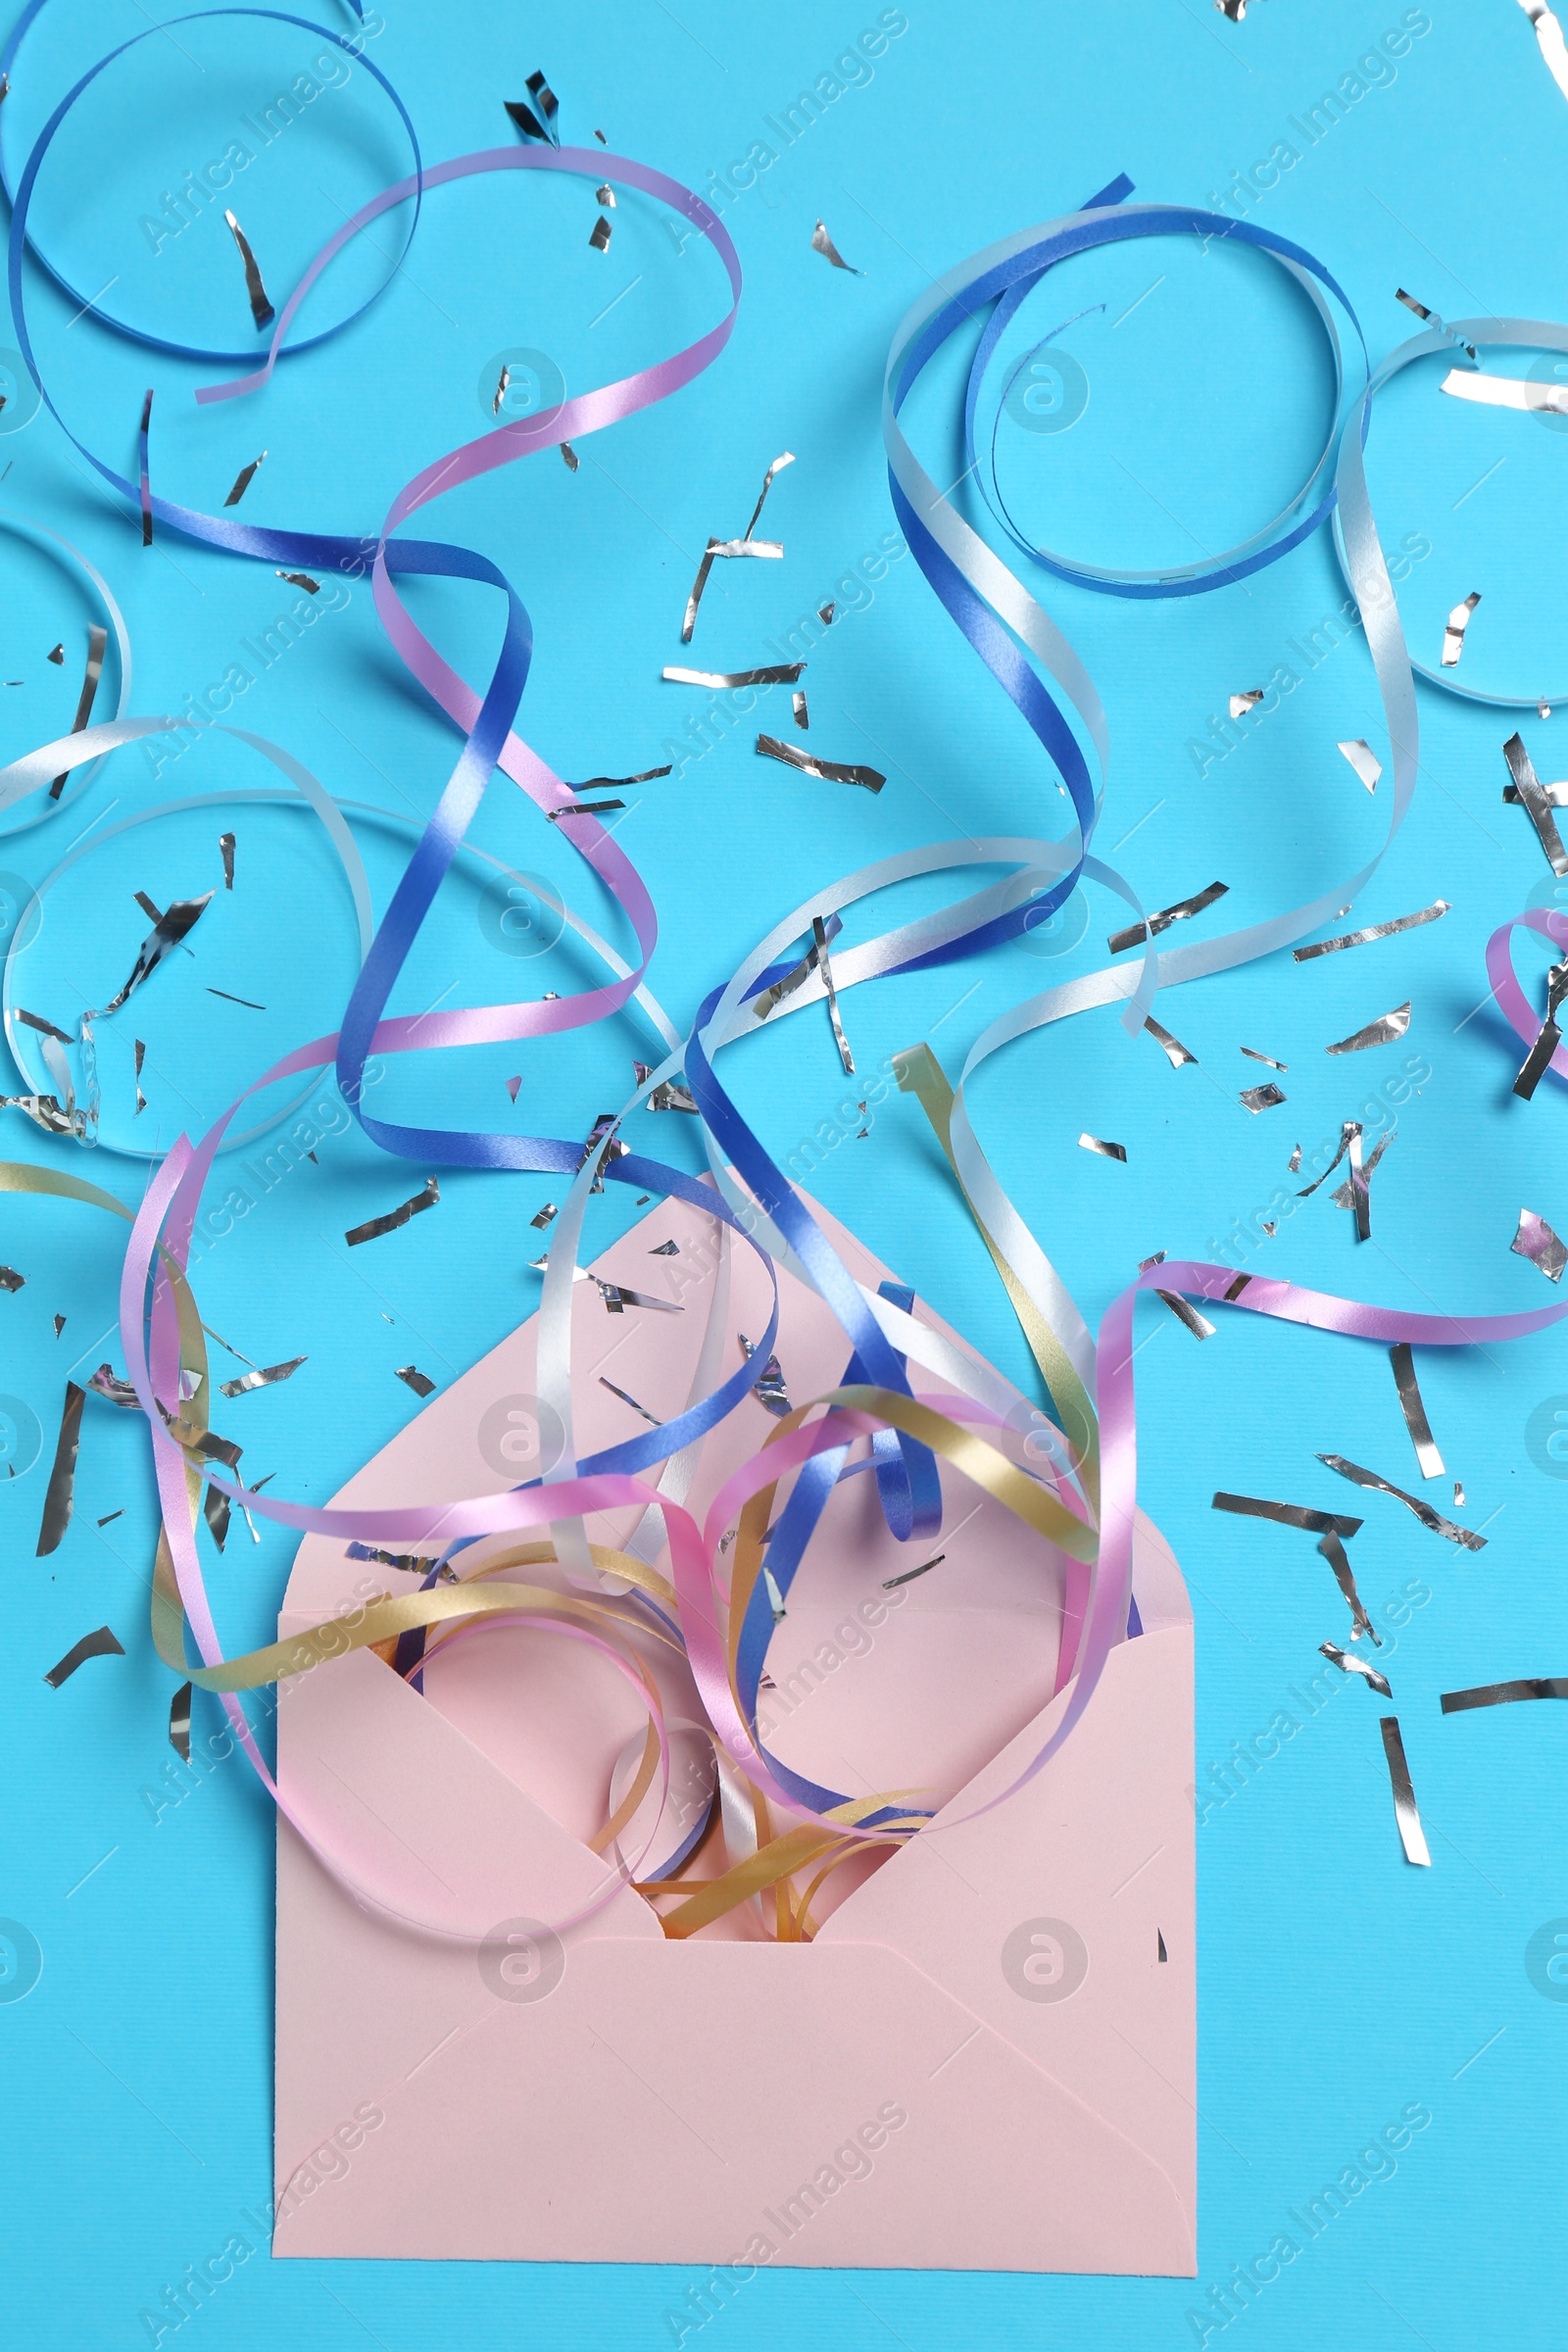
[4,1,1566,2343]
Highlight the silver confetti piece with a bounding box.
[529,1201,557,1230]
[579,1112,626,1192]
[548,801,623,820]
[1441,1676,1568,1713]
[1337,739,1382,794]
[1145,1015,1197,1068]
[491,364,511,416]
[595,1280,682,1316]
[1453,1480,1465,1508]
[682,453,794,641]
[882,1552,946,1591]
[561,442,579,470]
[220,833,235,890]
[44,1624,124,1688]
[793,689,808,731]
[1320,1641,1392,1697]
[1318,1530,1380,1644]
[813,913,855,1076]
[169,1681,192,1762]
[1239,1082,1287,1112]
[756,734,884,792]
[49,624,108,800]
[223,453,266,508]
[47,642,63,664]
[0,1265,24,1293]
[596,183,615,209]
[1214,0,1248,18]
[505,72,559,143]
[346,1542,439,1576]
[36,1381,84,1556]
[650,1239,680,1255]
[1441,591,1481,668]
[345,1176,439,1248]
[1390,1343,1445,1479]
[276,570,319,594]
[1288,1144,1302,1172]
[1156,1291,1215,1340]
[101,894,213,1017]
[1211,1491,1363,1538]
[740,1333,790,1417]
[224,208,274,328]
[1293,901,1449,960]
[589,214,612,253]
[219,1355,306,1398]
[1241,1047,1288,1070]
[1380,1717,1431,1866]
[1229,689,1263,718]
[811,218,862,272]
[1503,732,1568,875]
[568,765,672,791]
[1330,1125,1395,1241]
[600,1376,662,1428]
[1108,880,1228,956]
[663,662,804,689]
[1513,1205,1568,1280]
[1079,1133,1127,1161]
[1325,1002,1411,1054]
[89,1365,138,1407]
[763,1564,788,1621]
[1396,286,1476,359]
[818,603,837,627]
[395,1365,436,1397]
[1316,1452,1488,1549]
[1502,778,1568,808]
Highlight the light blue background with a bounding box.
[3,0,1567,2343]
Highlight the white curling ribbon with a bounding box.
[1441,366,1568,415]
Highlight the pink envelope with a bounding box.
[271,1186,1196,2274]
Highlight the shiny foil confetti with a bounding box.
[756,734,884,793]
[52,1312,66,1339]
[220,832,235,890]
[395,1365,436,1397]
[224,453,266,507]
[1156,1291,1215,1340]
[1211,1492,1363,1537]
[275,569,319,593]
[1331,1125,1395,1242]
[1441,591,1482,667]
[1453,1480,1466,1508]
[1379,1717,1431,1867]
[753,919,842,1021]
[491,363,510,416]
[169,1681,192,1761]
[345,1176,439,1247]
[739,1334,790,1417]
[1502,732,1568,875]
[139,387,153,546]
[589,214,612,253]
[1288,1144,1302,1172]
[578,1113,627,1191]
[101,894,212,1016]
[882,1552,946,1591]
[1396,285,1476,357]
[792,689,808,730]
[681,452,794,641]
[560,442,579,470]
[1317,1530,1380,1643]
[207,988,265,1009]
[1107,880,1228,956]
[1320,1641,1393,1697]
[1390,1343,1446,1479]
[567,765,672,792]
[1325,1002,1411,1054]
[599,1376,662,1428]
[812,914,856,1076]
[811,218,862,272]
[48,623,108,800]
[1519,0,1568,97]
[89,1365,138,1407]
[346,1543,439,1575]
[1078,1133,1127,1161]
[1214,0,1249,18]
[647,1079,699,1113]
[1441,1676,1568,1713]
[507,1079,523,1105]
[1293,901,1448,960]
[505,71,560,143]
[1512,1205,1568,1280]
[46,641,63,664]
[1241,1047,1288,1070]
[650,1239,680,1255]
[1239,1082,1287,1112]
[1337,738,1382,794]
[219,1356,306,1398]
[818,603,836,627]
[594,1280,682,1316]
[0,1265,24,1292]
[1229,689,1263,718]
[36,1380,84,1556]
[44,1625,124,1688]
[596,184,615,208]
[547,801,623,820]
[1145,1015,1197,1068]
[1503,776,1568,808]
[663,662,804,689]
[529,1201,557,1229]
[223,208,274,328]
[1316,1452,1488,1549]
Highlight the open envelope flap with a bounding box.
[274,1551,1194,2273]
